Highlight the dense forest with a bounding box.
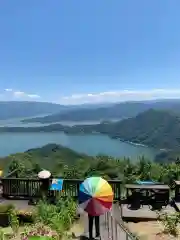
[1,144,180,186]
[2,109,180,150]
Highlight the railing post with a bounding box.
[115,220,117,240]
[111,215,113,240]
[105,212,107,228]
[108,211,110,239]
[119,202,123,219]
[126,232,129,240]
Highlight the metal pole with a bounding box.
[115,220,117,240]
[126,232,128,240]
[105,212,107,228]
[111,215,113,240]
[107,212,110,238]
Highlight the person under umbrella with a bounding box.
[78,176,114,239]
[88,213,100,239]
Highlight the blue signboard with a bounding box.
[136,180,160,185]
[50,178,64,191]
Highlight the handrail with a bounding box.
[104,207,139,240]
[114,215,139,240]
[2,177,122,183]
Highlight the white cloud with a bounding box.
[13,91,25,97]
[27,94,40,99]
[3,88,180,104]
[59,89,180,105]
[4,89,40,100]
[5,88,13,92]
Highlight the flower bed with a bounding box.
[20,224,59,240]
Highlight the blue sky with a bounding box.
[0,0,180,104]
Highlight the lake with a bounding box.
[0,117,158,160]
[0,132,158,160]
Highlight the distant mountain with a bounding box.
[0,101,117,121]
[21,102,150,123]
[0,101,73,120]
[22,99,180,123]
[70,102,115,109]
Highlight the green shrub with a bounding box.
[0,204,14,213]
[34,197,76,238]
[0,228,4,240]
[9,209,19,235]
[158,212,180,236]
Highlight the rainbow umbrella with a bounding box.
[79,177,114,216]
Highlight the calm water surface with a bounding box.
[0,132,157,160]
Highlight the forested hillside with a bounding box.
[2,144,180,186]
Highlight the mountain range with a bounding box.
[22,99,180,123]
[0,101,68,120]
[1,99,180,122]
[0,101,115,120]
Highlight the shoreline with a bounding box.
[110,135,147,147]
[0,127,161,152]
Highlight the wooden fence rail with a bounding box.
[1,178,121,200]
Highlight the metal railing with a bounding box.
[104,209,139,240]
